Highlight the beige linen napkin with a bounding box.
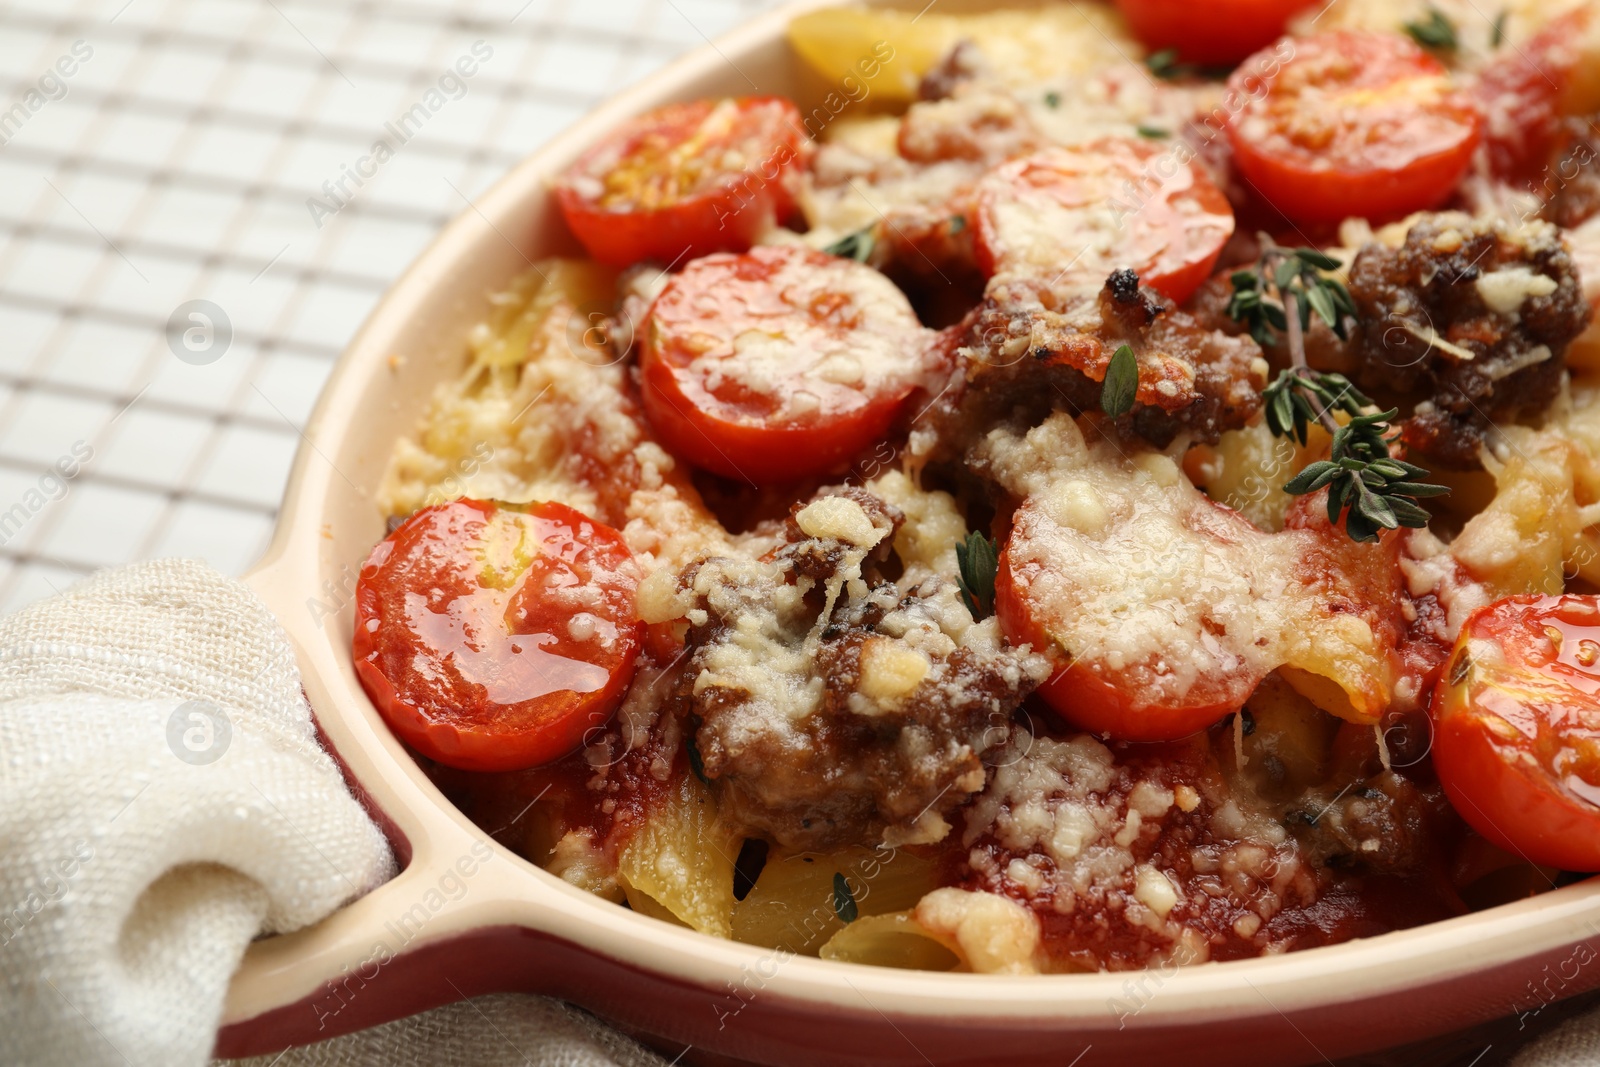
[0,558,662,1067]
[1514,1012,1600,1066]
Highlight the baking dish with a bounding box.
[215,1,1600,1062]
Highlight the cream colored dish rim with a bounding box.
[226,0,1600,1033]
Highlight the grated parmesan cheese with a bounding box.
[1476,265,1560,316]
[977,412,1401,722]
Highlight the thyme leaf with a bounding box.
[1100,343,1139,419]
[1146,48,1183,80]
[832,872,859,923]
[1404,8,1458,51]
[956,530,999,620]
[823,225,876,263]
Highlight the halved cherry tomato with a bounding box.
[994,469,1409,741]
[972,139,1234,305]
[1226,31,1482,224]
[354,499,643,773]
[639,244,932,484]
[1432,594,1600,871]
[1472,9,1595,181]
[996,548,1241,741]
[992,479,1268,742]
[1113,0,1317,65]
[555,97,809,268]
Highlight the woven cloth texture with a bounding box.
[0,559,394,1065]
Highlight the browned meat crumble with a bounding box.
[658,487,1048,851]
[914,270,1266,473]
[1346,214,1591,467]
[1540,115,1600,230]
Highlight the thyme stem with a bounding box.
[1278,285,1338,434]
[1230,240,1449,541]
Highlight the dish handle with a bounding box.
[227,556,529,1053]
[218,831,516,1055]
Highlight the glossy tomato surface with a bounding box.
[1114,0,1317,65]
[556,96,808,267]
[639,244,932,484]
[354,499,643,773]
[1432,594,1600,871]
[972,138,1234,305]
[1227,31,1481,224]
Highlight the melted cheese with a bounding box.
[979,413,1399,721]
[913,887,1042,975]
[795,495,885,548]
[867,469,969,579]
[688,556,827,725]
[1295,0,1592,71]
[379,260,731,573]
[801,65,1224,254]
[1477,265,1560,315]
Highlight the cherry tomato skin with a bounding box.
[1432,595,1600,871]
[1113,0,1318,65]
[354,499,643,773]
[639,245,931,484]
[1472,10,1593,181]
[556,97,809,267]
[640,354,907,485]
[1226,32,1482,224]
[973,139,1235,306]
[995,549,1236,742]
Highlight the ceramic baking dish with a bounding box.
[213,1,1600,1062]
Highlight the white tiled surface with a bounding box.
[0,0,779,615]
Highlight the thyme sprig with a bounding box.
[1261,367,1367,447]
[1278,395,1449,541]
[1227,244,1356,349]
[1229,240,1447,542]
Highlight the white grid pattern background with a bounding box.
[0,0,779,617]
[5,3,1600,1061]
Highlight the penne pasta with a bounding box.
[787,4,1140,104]
[733,846,940,957]
[818,911,961,971]
[619,773,739,939]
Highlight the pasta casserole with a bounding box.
[353,0,1600,975]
